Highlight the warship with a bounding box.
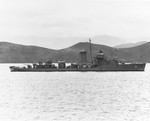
[9,40,146,72]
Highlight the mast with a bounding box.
[89,38,93,65]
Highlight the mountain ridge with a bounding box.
[114,41,147,48]
[0,41,149,63]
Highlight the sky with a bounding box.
[0,0,150,49]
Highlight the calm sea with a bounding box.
[0,64,150,121]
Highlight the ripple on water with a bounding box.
[0,64,150,121]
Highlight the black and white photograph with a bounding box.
[0,0,150,121]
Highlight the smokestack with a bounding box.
[79,50,87,63]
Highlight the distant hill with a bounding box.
[47,35,128,49]
[0,42,56,63]
[87,35,128,47]
[118,42,150,62]
[114,41,147,48]
[0,41,150,63]
[58,42,115,62]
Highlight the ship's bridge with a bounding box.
[94,50,105,66]
[96,50,104,58]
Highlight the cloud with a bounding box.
[0,0,150,48]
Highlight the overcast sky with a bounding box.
[0,0,150,49]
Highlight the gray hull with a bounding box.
[10,63,146,72]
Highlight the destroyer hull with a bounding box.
[10,63,146,72]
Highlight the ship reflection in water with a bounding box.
[9,49,146,72]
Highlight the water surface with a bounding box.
[0,64,150,121]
